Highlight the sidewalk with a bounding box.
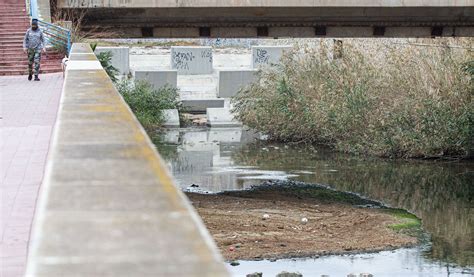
[1,73,63,277]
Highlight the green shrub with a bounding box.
[96,51,119,83]
[116,79,182,130]
[233,39,473,159]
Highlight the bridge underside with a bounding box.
[69,6,474,37]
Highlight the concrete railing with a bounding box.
[26,43,229,276]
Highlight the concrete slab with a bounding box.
[181,131,219,152]
[95,46,130,75]
[208,128,242,143]
[252,45,292,68]
[161,130,180,144]
[69,53,97,61]
[162,109,180,128]
[66,60,103,71]
[218,69,257,98]
[171,46,213,74]
[134,70,178,89]
[182,99,225,113]
[70,43,92,54]
[206,108,242,127]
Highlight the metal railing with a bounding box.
[28,0,71,55]
[38,20,72,55]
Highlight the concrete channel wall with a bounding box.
[26,43,229,276]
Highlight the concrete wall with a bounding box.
[154,27,200,38]
[252,46,292,68]
[26,43,228,277]
[37,0,52,22]
[218,69,257,98]
[95,46,130,75]
[134,70,178,89]
[171,46,213,74]
[269,27,315,38]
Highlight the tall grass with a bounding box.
[116,79,182,130]
[233,39,473,158]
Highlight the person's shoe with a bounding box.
[28,74,32,81]
[34,75,40,81]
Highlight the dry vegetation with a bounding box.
[233,39,474,158]
[51,7,117,43]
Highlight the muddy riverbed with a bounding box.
[187,182,418,261]
[153,127,473,275]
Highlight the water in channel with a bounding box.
[152,127,473,277]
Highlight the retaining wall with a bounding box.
[26,43,228,277]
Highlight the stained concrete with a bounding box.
[57,1,474,38]
[25,43,229,277]
[171,46,213,75]
[206,108,242,127]
[163,109,180,128]
[134,69,178,89]
[252,46,292,68]
[95,46,130,75]
[182,99,225,113]
[218,69,257,98]
[65,60,103,70]
[37,0,52,22]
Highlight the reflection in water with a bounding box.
[153,128,473,271]
[227,248,469,277]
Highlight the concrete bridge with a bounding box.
[58,0,474,37]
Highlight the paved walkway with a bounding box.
[1,73,63,277]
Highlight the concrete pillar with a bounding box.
[218,69,258,98]
[251,45,292,68]
[134,70,178,89]
[181,99,225,113]
[162,109,180,128]
[94,46,130,75]
[206,108,242,127]
[171,46,213,74]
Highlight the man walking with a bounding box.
[23,19,45,81]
